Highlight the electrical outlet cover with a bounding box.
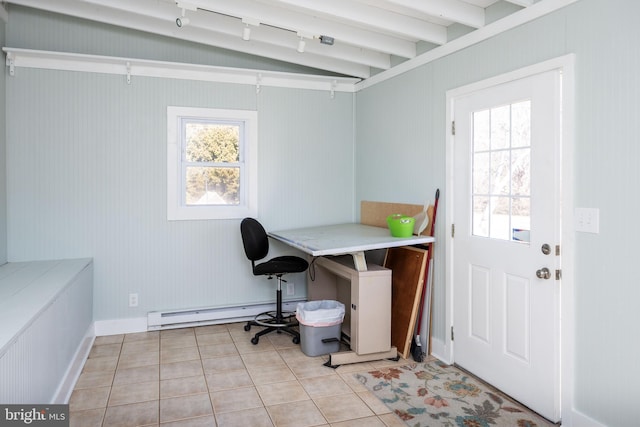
[129,293,139,307]
[574,207,599,233]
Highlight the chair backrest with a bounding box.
[240,218,269,262]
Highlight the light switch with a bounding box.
[574,208,599,233]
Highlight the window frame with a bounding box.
[167,106,257,220]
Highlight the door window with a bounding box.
[472,100,531,243]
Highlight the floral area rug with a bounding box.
[354,359,555,427]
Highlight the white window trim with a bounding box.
[167,106,258,220]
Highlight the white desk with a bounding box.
[269,223,434,271]
[269,223,434,366]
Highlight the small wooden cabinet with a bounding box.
[308,255,392,355]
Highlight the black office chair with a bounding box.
[240,217,309,345]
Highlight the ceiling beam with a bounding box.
[245,25,391,70]
[354,0,452,26]
[386,0,485,29]
[177,0,417,58]
[81,0,390,69]
[6,0,372,78]
[504,0,535,6]
[357,0,579,90]
[271,0,448,45]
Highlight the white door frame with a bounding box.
[443,54,575,425]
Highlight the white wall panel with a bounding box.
[0,18,7,264]
[4,0,354,325]
[257,86,355,229]
[564,3,640,426]
[0,260,92,403]
[7,1,640,424]
[355,1,640,425]
[6,67,354,321]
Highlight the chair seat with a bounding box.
[253,256,309,276]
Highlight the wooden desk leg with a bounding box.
[323,347,399,368]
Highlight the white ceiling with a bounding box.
[4,0,540,80]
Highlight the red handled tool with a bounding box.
[412,188,439,362]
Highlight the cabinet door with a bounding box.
[351,271,392,354]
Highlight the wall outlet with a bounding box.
[286,282,295,296]
[129,293,139,307]
[574,207,600,233]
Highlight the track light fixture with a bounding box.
[176,8,189,27]
[296,31,314,53]
[297,36,306,53]
[175,2,197,28]
[241,17,260,42]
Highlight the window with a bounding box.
[471,100,531,242]
[168,107,257,220]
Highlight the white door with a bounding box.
[452,70,561,422]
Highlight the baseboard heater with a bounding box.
[147,299,306,331]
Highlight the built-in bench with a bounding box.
[0,258,93,404]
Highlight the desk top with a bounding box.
[269,223,435,257]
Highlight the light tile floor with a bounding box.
[69,322,414,426]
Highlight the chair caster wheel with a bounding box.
[292,336,300,344]
[251,337,259,345]
[244,324,251,332]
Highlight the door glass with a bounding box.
[472,100,531,242]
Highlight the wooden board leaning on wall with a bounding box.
[360,200,434,359]
[361,201,434,236]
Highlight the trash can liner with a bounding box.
[296,313,342,327]
[296,300,345,326]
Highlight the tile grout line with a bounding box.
[75,325,408,426]
[157,334,161,427]
[195,327,216,425]
[104,335,124,427]
[242,333,274,426]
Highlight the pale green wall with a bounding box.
[0,16,6,265]
[355,0,639,425]
[4,9,355,320]
[5,1,640,425]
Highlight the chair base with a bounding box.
[244,310,300,345]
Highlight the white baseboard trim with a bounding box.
[95,300,309,336]
[52,324,95,404]
[430,336,453,364]
[92,310,284,337]
[567,409,606,427]
[55,319,147,402]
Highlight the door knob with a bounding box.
[536,267,551,280]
